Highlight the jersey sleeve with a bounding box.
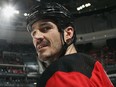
[90,61,114,87]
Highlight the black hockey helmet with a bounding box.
[26,2,74,32]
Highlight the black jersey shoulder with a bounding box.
[37,53,96,87]
[57,53,96,77]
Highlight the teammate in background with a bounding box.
[26,2,114,87]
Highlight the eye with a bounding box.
[40,26,51,33]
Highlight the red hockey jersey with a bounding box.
[37,53,114,87]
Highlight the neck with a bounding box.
[65,44,77,55]
[42,44,77,68]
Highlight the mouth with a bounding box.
[36,40,50,51]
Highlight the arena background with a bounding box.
[0,0,116,87]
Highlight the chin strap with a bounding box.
[59,42,68,58]
[59,31,73,58]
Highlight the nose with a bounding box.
[31,29,37,38]
[31,30,44,43]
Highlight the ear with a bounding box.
[64,26,74,44]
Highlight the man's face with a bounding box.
[31,20,62,62]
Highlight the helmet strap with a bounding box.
[59,31,73,58]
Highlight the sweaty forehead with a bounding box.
[32,19,55,29]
